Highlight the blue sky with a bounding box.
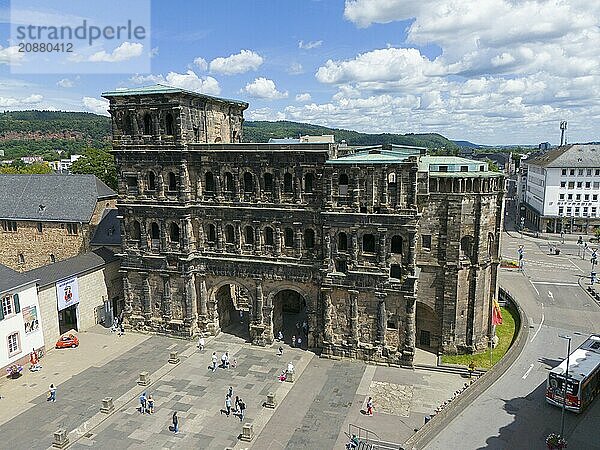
[1,0,599,145]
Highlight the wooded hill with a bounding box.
[0,111,459,159]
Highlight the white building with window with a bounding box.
[0,264,44,375]
[524,144,600,233]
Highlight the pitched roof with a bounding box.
[0,263,33,294]
[0,174,116,222]
[91,209,121,247]
[101,84,248,108]
[527,144,600,168]
[23,247,118,288]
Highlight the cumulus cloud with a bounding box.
[241,77,288,99]
[209,50,263,75]
[57,78,74,88]
[88,42,144,62]
[0,45,24,65]
[82,97,109,115]
[129,71,221,95]
[298,40,323,49]
[296,93,312,102]
[193,57,208,71]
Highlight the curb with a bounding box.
[577,276,600,308]
[404,288,529,450]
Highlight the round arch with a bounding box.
[207,278,255,340]
[268,284,311,348]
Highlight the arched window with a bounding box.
[390,264,402,279]
[265,227,274,246]
[388,172,397,184]
[339,173,349,196]
[150,222,160,240]
[224,172,234,192]
[143,113,152,135]
[147,171,156,191]
[205,172,215,192]
[362,233,376,253]
[169,222,180,243]
[245,226,254,244]
[304,173,314,193]
[243,172,254,193]
[131,220,141,241]
[284,228,294,248]
[304,229,315,248]
[284,173,293,193]
[461,235,474,258]
[165,113,174,135]
[391,235,403,254]
[225,224,235,244]
[207,224,216,243]
[168,172,177,192]
[264,173,274,192]
[123,113,133,135]
[338,232,348,251]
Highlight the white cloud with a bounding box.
[209,49,264,75]
[298,40,323,50]
[57,78,74,88]
[88,42,144,62]
[82,97,109,115]
[295,93,312,102]
[194,57,208,71]
[287,62,304,75]
[0,45,24,65]
[241,77,288,99]
[129,71,221,95]
[0,94,43,107]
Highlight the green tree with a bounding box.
[486,159,500,172]
[0,161,52,174]
[71,148,117,190]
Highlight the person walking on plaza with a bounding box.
[147,394,155,414]
[238,398,246,422]
[211,352,218,372]
[47,384,56,402]
[172,411,178,433]
[234,395,240,413]
[197,334,205,351]
[277,346,283,356]
[225,395,232,417]
[139,392,147,414]
[228,386,233,399]
[366,397,373,416]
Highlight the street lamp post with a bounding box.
[558,334,572,441]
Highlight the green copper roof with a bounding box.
[327,145,423,165]
[101,84,248,107]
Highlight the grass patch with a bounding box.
[441,306,517,369]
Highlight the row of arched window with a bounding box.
[122,112,175,137]
[336,232,404,254]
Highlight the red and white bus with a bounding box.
[546,334,600,413]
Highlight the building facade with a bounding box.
[0,174,117,271]
[524,145,600,234]
[104,85,504,363]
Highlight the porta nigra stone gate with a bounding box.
[103,85,504,365]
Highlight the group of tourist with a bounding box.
[138,392,155,414]
[209,351,237,372]
[220,385,246,421]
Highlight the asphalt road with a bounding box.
[425,226,600,449]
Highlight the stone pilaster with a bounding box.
[322,287,333,343]
[161,273,172,320]
[142,272,152,320]
[375,291,387,345]
[349,289,359,345]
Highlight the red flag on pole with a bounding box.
[492,299,503,326]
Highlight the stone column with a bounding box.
[140,222,148,250]
[349,290,359,344]
[351,230,359,262]
[322,288,333,344]
[216,220,224,252]
[274,172,281,203]
[198,274,208,318]
[404,294,416,363]
[161,274,172,320]
[157,173,166,200]
[196,219,204,251]
[185,273,198,333]
[295,227,303,259]
[323,227,332,270]
[122,272,133,317]
[142,273,152,320]
[180,161,191,202]
[325,171,333,207]
[215,173,223,200]
[159,220,167,251]
[183,216,192,251]
[255,224,262,254]
[254,280,264,325]
[375,291,387,345]
[378,228,387,266]
[234,170,241,202]
[382,170,388,206]
[234,221,242,254]
[294,169,302,203]
[274,223,282,256]
[351,168,360,208]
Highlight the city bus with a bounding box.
[546,334,600,413]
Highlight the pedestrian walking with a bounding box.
[139,392,147,414]
[239,310,244,323]
[234,395,240,413]
[238,398,246,422]
[468,361,476,378]
[197,334,205,351]
[230,358,237,369]
[47,384,56,402]
[297,336,302,348]
[221,352,230,369]
[225,395,232,417]
[228,386,233,398]
[302,320,308,336]
[211,352,218,372]
[366,397,373,416]
[277,346,283,356]
[147,394,154,414]
[277,330,283,341]
[291,335,296,348]
[172,411,178,433]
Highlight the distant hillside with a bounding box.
[244,120,459,151]
[0,110,111,160]
[0,111,460,159]
[452,140,489,149]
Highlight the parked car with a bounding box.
[55,334,79,349]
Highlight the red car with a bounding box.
[55,334,79,349]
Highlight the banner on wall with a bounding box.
[56,276,80,311]
[22,305,39,334]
